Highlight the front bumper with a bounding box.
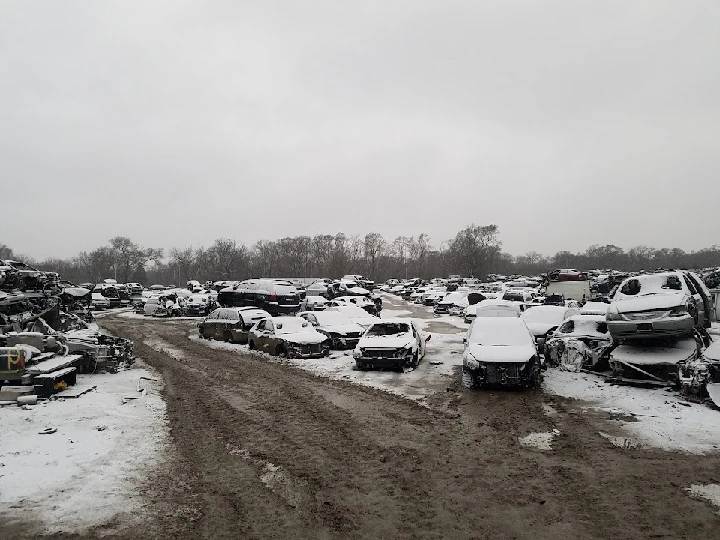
[288,343,328,359]
[463,361,538,387]
[354,350,412,369]
[607,315,694,339]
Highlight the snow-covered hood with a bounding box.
[525,322,558,336]
[281,332,327,345]
[358,335,413,349]
[614,293,686,313]
[466,343,536,363]
[321,323,363,335]
[346,286,370,295]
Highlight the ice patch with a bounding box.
[519,429,560,450]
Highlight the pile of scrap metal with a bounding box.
[0,261,134,406]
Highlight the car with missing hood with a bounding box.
[186,293,216,317]
[91,292,110,310]
[545,314,613,369]
[248,316,329,358]
[328,295,379,315]
[462,317,540,389]
[520,305,580,353]
[353,319,430,371]
[298,310,365,349]
[606,271,712,341]
[199,307,271,343]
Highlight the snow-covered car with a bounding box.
[199,307,271,343]
[462,317,540,389]
[325,304,380,330]
[606,271,712,341]
[301,295,328,311]
[90,292,110,310]
[144,294,185,317]
[186,294,215,317]
[423,288,448,306]
[299,310,365,349]
[464,299,522,323]
[327,280,370,299]
[248,316,329,358]
[305,280,331,298]
[502,289,536,304]
[434,292,469,315]
[580,301,610,316]
[545,314,613,370]
[353,319,430,371]
[329,295,379,315]
[342,274,375,290]
[520,305,580,353]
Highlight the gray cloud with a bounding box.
[1,0,718,259]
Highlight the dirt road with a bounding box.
[7,315,720,539]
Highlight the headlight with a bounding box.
[400,346,413,357]
[670,306,688,317]
[353,348,362,359]
[463,353,479,370]
[606,306,621,321]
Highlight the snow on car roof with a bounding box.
[310,311,352,324]
[614,272,686,300]
[521,305,572,324]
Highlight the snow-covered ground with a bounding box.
[545,370,720,454]
[0,364,168,533]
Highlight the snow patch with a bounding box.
[544,370,720,454]
[0,365,168,533]
[686,484,720,512]
[519,430,560,450]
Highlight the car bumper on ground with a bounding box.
[607,316,694,339]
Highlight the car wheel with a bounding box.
[276,345,288,358]
[223,330,232,342]
[462,370,477,389]
[248,340,255,350]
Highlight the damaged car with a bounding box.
[606,271,712,341]
[353,319,430,371]
[520,305,580,354]
[462,317,541,389]
[199,307,271,343]
[248,316,329,358]
[545,314,614,370]
[299,310,365,349]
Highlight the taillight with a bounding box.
[270,294,277,301]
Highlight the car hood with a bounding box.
[525,322,558,336]
[322,324,363,335]
[281,332,326,345]
[467,343,536,364]
[614,293,686,313]
[358,336,413,349]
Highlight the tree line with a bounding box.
[2,225,719,286]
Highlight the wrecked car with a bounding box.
[462,317,541,389]
[353,319,430,371]
[199,307,271,343]
[520,305,580,353]
[299,310,364,349]
[186,293,215,317]
[248,316,329,358]
[434,291,469,315]
[606,271,712,341]
[545,314,614,370]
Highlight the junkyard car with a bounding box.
[218,279,301,315]
[248,316,329,358]
[329,295,379,315]
[91,292,110,310]
[464,299,522,323]
[325,304,380,330]
[462,317,540,389]
[144,294,185,317]
[545,314,613,369]
[434,291,469,315]
[199,307,271,342]
[520,305,580,353]
[301,294,328,311]
[186,293,215,317]
[606,271,712,341]
[299,310,365,349]
[353,319,430,371]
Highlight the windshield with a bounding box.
[470,322,530,346]
[366,323,410,336]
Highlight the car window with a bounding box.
[209,309,220,319]
[558,320,574,333]
[265,321,275,332]
[255,320,265,331]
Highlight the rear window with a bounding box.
[274,285,297,295]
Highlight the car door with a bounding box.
[262,320,276,353]
[202,309,220,337]
[682,274,703,327]
[687,272,711,328]
[412,321,425,358]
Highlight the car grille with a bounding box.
[484,363,522,385]
[624,310,669,321]
[345,332,361,339]
[364,349,400,358]
[295,343,321,354]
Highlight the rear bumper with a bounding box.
[607,316,694,339]
[267,303,300,315]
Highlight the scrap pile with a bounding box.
[0,260,134,406]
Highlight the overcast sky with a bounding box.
[1,1,718,260]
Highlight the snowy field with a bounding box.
[0,365,168,533]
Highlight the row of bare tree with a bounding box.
[2,226,719,286]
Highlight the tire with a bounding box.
[462,370,477,389]
[276,345,288,358]
[248,340,255,350]
[223,330,232,343]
